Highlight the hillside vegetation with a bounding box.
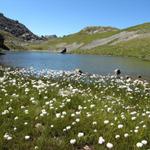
[124,22,150,32]
[27,26,119,49]
[0,13,41,51]
[26,23,150,60]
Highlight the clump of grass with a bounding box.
[0,67,150,149]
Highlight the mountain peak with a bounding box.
[0,13,39,41]
[80,26,119,35]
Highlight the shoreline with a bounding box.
[7,49,150,62]
[0,65,149,83]
[1,51,150,81]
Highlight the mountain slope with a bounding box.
[72,37,150,60]
[0,13,43,50]
[27,26,120,50]
[0,13,39,41]
[124,22,150,32]
[0,30,28,50]
[27,23,150,60]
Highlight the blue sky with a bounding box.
[0,0,150,36]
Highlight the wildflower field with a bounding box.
[0,67,150,150]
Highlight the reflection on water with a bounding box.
[0,51,150,79]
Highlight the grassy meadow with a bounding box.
[0,67,150,150]
[27,23,150,60]
[72,37,150,60]
[27,30,119,50]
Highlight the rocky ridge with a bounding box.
[0,13,39,41]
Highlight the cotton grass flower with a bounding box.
[24,109,29,114]
[4,133,12,141]
[34,146,39,149]
[14,116,18,120]
[92,121,97,125]
[70,139,76,144]
[136,142,143,148]
[24,122,28,125]
[1,110,9,115]
[124,133,129,138]
[75,118,80,122]
[141,140,147,145]
[118,124,123,129]
[98,136,105,144]
[104,120,109,124]
[106,143,113,149]
[115,135,120,139]
[77,132,84,138]
[66,126,71,130]
[50,125,54,128]
[25,135,30,140]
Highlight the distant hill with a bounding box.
[80,26,119,34]
[27,23,150,60]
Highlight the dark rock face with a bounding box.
[0,13,39,41]
[0,34,9,50]
[0,34,4,45]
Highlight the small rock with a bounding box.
[75,69,83,75]
[114,69,121,76]
[83,145,92,150]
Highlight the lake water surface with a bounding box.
[0,51,150,79]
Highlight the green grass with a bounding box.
[72,37,150,60]
[124,22,150,33]
[27,30,120,50]
[27,23,150,61]
[0,67,150,150]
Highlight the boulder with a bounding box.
[114,69,121,76]
[75,68,83,75]
[138,75,142,79]
[60,48,67,54]
[0,34,4,46]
